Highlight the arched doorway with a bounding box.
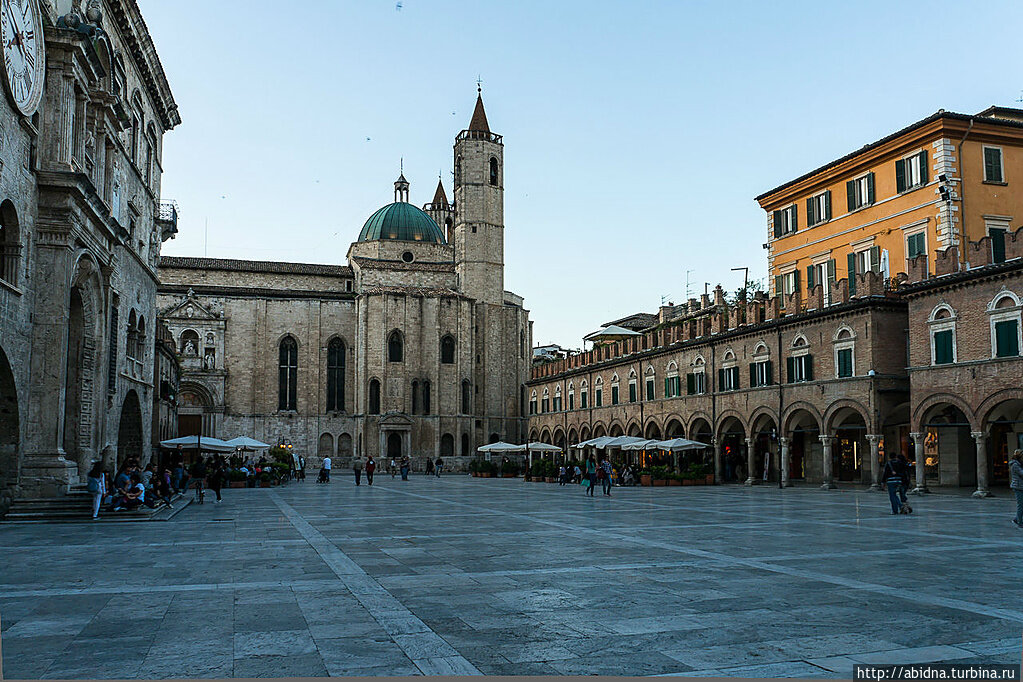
[784,409,820,482]
[387,432,402,459]
[338,433,353,461]
[981,399,1023,487]
[0,345,19,492]
[664,418,684,439]
[920,403,973,487]
[63,287,86,466]
[178,382,213,438]
[116,390,144,467]
[717,416,746,483]
[750,413,778,484]
[829,407,869,484]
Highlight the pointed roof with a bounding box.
[431,178,448,207]
[468,92,490,132]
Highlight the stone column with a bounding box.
[378,430,386,463]
[779,437,791,488]
[819,435,836,489]
[866,434,882,491]
[971,431,992,498]
[712,438,722,484]
[910,432,929,494]
[55,75,76,166]
[744,437,757,485]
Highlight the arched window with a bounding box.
[0,200,20,285]
[787,335,813,383]
[529,389,537,415]
[832,328,855,378]
[928,305,957,365]
[720,349,739,391]
[542,387,550,413]
[422,380,431,414]
[440,433,454,456]
[387,330,404,363]
[278,336,298,411]
[135,315,146,376]
[666,360,681,397]
[594,376,603,407]
[179,329,199,357]
[327,338,345,411]
[441,335,456,364]
[411,380,420,415]
[644,365,655,401]
[489,157,499,186]
[461,380,471,414]
[988,291,1021,359]
[368,378,381,415]
[627,370,637,403]
[580,379,588,408]
[688,357,706,395]
[751,342,773,386]
[126,310,138,364]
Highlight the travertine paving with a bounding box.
[1,477,1020,678]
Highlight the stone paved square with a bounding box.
[1,478,1020,678]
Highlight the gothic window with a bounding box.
[327,338,345,412]
[135,316,146,376]
[368,378,381,415]
[489,157,499,186]
[440,433,454,456]
[422,380,431,414]
[411,380,420,415]
[0,200,20,285]
[461,380,471,414]
[125,310,138,376]
[387,330,404,363]
[988,292,1022,359]
[441,335,456,364]
[529,390,537,415]
[786,335,814,383]
[928,305,957,365]
[278,336,298,411]
[832,329,854,379]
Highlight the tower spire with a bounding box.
[394,162,409,203]
[468,86,490,133]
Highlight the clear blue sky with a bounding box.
[145,0,1023,348]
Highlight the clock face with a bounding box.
[1,0,45,116]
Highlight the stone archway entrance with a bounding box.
[378,412,413,465]
[116,390,144,468]
[0,345,19,492]
[387,433,402,459]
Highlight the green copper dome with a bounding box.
[358,202,446,244]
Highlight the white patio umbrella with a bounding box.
[594,435,648,449]
[653,437,710,452]
[621,439,663,451]
[225,436,272,451]
[159,435,234,452]
[574,436,616,448]
[477,441,520,452]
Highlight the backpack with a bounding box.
[87,477,101,494]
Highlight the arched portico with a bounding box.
[716,415,746,484]
[749,410,779,485]
[782,407,821,485]
[116,390,144,469]
[0,345,19,493]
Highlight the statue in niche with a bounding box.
[206,332,215,346]
[183,339,197,357]
[203,351,215,370]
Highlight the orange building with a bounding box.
[757,107,1023,298]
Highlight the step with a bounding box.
[2,494,190,523]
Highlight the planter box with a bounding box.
[502,473,516,478]
[229,481,246,488]
[481,472,491,478]
[706,474,715,485]
[683,479,695,486]
[545,477,557,483]
[668,479,682,486]
[653,479,667,487]
[640,475,652,486]
[259,481,271,488]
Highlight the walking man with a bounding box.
[600,457,613,496]
[390,458,397,479]
[585,455,597,497]
[322,455,332,483]
[354,457,362,486]
[435,457,443,477]
[881,453,909,515]
[366,457,376,485]
[1011,449,1023,529]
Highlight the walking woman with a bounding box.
[585,455,597,497]
[1011,449,1023,529]
[209,460,225,503]
[87,461,106,520]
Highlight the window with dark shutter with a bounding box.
[611,386,619,405]
[933,330,954,365]
[991,229,1007,263]
[646,379,654,401]
[628,383,636,403]
[895,158,906,193]
[984,147,1004,183]
[837,348,853,378]
[786,356,795,383]
[846,180,857,212]
[995,320,1019,358]
[686,373,695,395]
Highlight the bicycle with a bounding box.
[194,479,205,505]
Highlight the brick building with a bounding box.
[0,0,179,510]
[157,94,532,470]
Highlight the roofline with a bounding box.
[109,0,181,130]
[159,256,352,276]
[754,109,1023,202]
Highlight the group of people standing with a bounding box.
[557,455,615,497]
[85,454,227,519]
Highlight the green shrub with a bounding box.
[650,465,670,480]
[500,460,520,475]
[228,470,247,482]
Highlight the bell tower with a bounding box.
[453,88,504,305]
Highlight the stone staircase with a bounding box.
[1,485,190,523]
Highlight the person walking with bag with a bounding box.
[366,457,376,485]
[354,457,363,486]
[881,453,910,515]
[87,461,106,520]
[1010,450,1023,529]
[585,455,597,497]
[599,457,613,497]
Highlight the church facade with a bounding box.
[157,95,531,469]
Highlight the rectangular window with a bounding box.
[581,391,588,409]
[664,375,681,398]
[568,393,574,410]
[984,147,1004,183]
[837,348,853,378]
[529,400,536,415]
[779,271,799,296]
[786,355,814,383]
[907,232,927,265]
[553,397,562,412]
[645,378,654,401]
[693,372,705,395]
[718,367,740,392]
[806,260,836,305]
[933,329,954,365]
[542,398,550,413]
[896,151,928,193]
[995,320,1020,358]
[990,228,1007,264]
[628,382,637,403]
[846,172,875,211]
[750,360,772,387]
[806,191,831,227]
[595,388,602,407]
[772,204,798,238]
[611,386,620,405]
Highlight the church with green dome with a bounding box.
[157,93,532,470]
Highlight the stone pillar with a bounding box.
[971,431,992,498]
[378,430,386,463]
[779,437,791,488]
[55,75,76,166]
[713,438,722,484]
[910,432,929,494]
[744,437,757,485]
[866,434,882,491]
[819,435,836,489]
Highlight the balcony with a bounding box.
[157,200,179,241]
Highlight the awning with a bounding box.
[159,435,235,452]
[595,435,649,450]
[225,437,272,450]
[477,441,520,452]
[650,437,710,452]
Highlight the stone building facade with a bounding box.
[157,95,531,470]
[0,0,179,508]
[529,235,1023,493]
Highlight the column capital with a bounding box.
[818,434,834,445]
[745,437,755,447]
[970,431,986,441]
[778,436,790,446]
[909,431,925,444]
[865,434,882,445]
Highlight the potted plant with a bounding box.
[668,472,682,486]
[228,470,247,488]
[651,465,669,486]
[501,460,519,478]
[468,460,479,478]
[639,469,653,486]
[543,460,558,482]
[258,472,273,488]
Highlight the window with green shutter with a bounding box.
[628,383,636,403]
[581,391,588,409]
[847,252,857,295]
[611,386,619,405]
[686,373,695,395]
[837,348,853,378]
[991,228,1007,263]
[907,232,927,259]
[984,147,1004,183]
[595,388,602,407]
[995,320,1020,358]
[933,329,954,365]
[646,379,654,401]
